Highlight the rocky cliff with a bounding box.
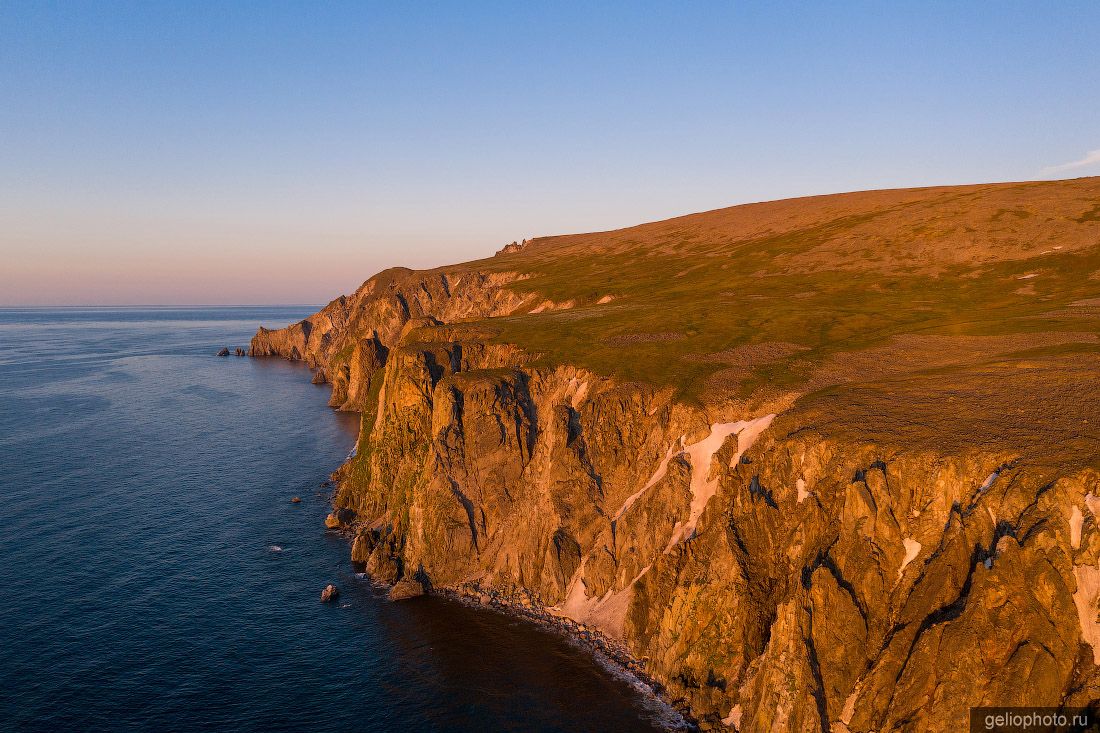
[252,178,1100,731]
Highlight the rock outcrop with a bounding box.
[249,268,529,411]
[389,578,425,601]
[253,178,1100,731]
[496,239,528,255]
[324,508,355,529]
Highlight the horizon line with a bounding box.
[0,303,326,309]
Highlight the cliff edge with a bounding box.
[252,178,1100,731]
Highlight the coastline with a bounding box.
[248,177,1100,729]
[436,586,694,732]
[275,348,697,730]
[322,510,695,732]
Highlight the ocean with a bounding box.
[0,307,671,732]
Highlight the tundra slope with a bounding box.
[252,178,1100,731]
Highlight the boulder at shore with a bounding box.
[216,347,230,356]
[320,584,340,603]
[324,508,355,529]
[253,178,1100,728]
[388,578,424,601]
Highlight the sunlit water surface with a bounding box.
[0,307,671,732]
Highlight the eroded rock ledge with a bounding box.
[251,180,1100,731]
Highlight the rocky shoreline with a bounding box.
[353,554,696,730]
[438,584,696,731]
[251,178,1100,731]
[316,475,694,730]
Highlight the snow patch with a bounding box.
[722,704,742,728]
[597,294,616,304]
[1073,563,1100,664]
[663,522,684,554]
[565,377,589,409]
[552,563,651,639]
[898,538,922,579]
[840,689,859,725]
[1071,505,1085,549]
[614,444,678,521]
[1017,273,1039,280]
[586,567,649,638]
[1086,492,1100,518]
[727,414,776,468]
[664,414,777,551]
[796,478,809,503]
[979,471,1000,492]
[372,372,389,433]
[556,558,597,618]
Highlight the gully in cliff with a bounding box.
[252,177,1100,731]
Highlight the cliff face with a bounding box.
[252,178,1100,731]
[251,268,528,410]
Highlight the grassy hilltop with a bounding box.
[454,178,1100,409]
[253,176,1100,728]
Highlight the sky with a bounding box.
[1,1,1098,306]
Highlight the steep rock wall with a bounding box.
[252,268,1100,732]
[250,267,528,410]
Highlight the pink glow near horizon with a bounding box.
[0,220,500,306]
[5,4,1098,305]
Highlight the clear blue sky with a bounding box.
[2,1,1098,305]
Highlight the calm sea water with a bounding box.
[0,307,671,732]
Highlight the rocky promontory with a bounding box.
[253,178,1100,731]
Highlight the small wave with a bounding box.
[345,438,360,461]
[268,545,283,552]
[568,639,690,731]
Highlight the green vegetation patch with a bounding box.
[447,193,1100,403]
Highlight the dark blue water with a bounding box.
[0,307,671,732]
